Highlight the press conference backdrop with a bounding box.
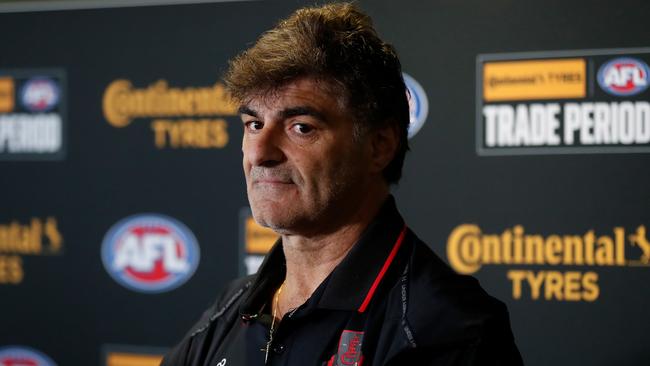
[1,0,649,365]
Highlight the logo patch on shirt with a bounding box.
[328,330,364,366]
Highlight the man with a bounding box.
[162,3,523,365]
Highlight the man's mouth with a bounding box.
[254,179,293,185]
[250,167,295,185]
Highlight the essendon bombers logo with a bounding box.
[327,330,364,366]
[101,214,200,293]
[0,346,57,366]
[597,57,650,96]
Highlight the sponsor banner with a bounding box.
[101,214,200,293]
[0,69,66,160]
[476,47,650,155]
[0,217,63,285]
[447,224,650,301]
[102,345,166,366]
[403,72,429,139]
[0,346,57,366]
[102,79,236,149]
[238,208,278,276]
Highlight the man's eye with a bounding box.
[292,123,314,134]
[245,121,264,131]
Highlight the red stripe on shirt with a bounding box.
[357,224,407,313]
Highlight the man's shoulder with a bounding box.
[161,275,256,366]
[403,231,514,346]
[184,274,255,338]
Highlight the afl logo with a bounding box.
[403,73,429,139]
[20,78,60,112]
[597,57,649,96]
[0,346,57,366]
[101,214,200,293]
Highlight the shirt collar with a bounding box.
[240,195,406,317]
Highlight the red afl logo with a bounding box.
[597,57,650,96]
[0,347,57,366]
[101,214,200,293]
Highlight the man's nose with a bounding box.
[243,126,285,166]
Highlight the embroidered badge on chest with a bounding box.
[328,330,364,366]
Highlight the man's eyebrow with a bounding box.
[280,106,326,121]
[238,106,258,117]
[238,105,327,121]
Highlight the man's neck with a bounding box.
[276,188,389,317]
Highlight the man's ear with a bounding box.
[369,123,400,174]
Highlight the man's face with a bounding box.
[240,78,374,235]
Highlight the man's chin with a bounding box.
[250,199,293,229]
[251,211,295,234]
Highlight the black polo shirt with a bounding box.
[162,196,523,366]
[210,197,408,366]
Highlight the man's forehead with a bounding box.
[239,77,344,114]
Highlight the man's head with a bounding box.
[225,2,410,183]
[224,3,410,234]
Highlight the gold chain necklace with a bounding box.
[264,282,284,364]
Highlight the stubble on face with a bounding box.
[248,161,360,236]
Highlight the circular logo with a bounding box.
[403,73,429,139]
[597,57,650,96]
[0,346,57,366]
[20,78,60,112]
[101,214,200,293]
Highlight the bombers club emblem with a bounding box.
[101,214,200,293]
[403,72,429,139]
[0,346,57,366]
[327,330,364,366]
[597,57,650,96]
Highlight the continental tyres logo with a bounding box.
[105,352,162,366]
[102,79,237,149]
[102,345,166,366]
[239,209,278,276]
[447,224,650,302]
[0,217,63,285]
